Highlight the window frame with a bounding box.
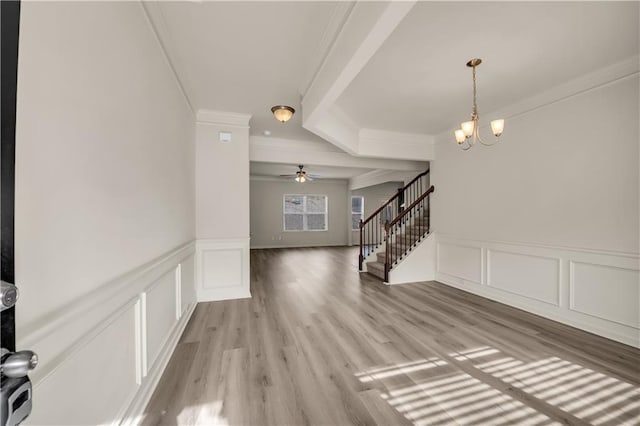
[283,194,329,232]
[351,195,364,231]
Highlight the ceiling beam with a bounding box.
[300,1,435,161]
[250,136,427,171]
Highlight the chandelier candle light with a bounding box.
[454,58,504,150]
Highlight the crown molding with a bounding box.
[298,1,356,97]
[139,1,195,115]
[197,109,252,127]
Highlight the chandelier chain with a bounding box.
[472,65,478,117]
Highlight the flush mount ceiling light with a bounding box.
[454,58,505,150]
[271,105,295,123]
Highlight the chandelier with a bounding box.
[454,58,504,150]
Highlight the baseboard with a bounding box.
[197,288,251,302]
[435,234,640,348]
[120,302,196,426]
[250,243,348,249]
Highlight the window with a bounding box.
[380,201,394,225]
[351,196,364,230]
[284,194,328,231]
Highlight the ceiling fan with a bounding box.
[279,165,319,183]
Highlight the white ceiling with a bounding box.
[250,161,375,180]
[336,1,639,135]
[149,1,638,157]
[152,1,341,141]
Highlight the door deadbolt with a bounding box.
[0,281,18,312]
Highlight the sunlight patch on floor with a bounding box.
[177,401,228,426]
[472,350,640,425]
[357,352,553,426]
[356,345,639,425]
[355,357,447,383]
[380,370,552,425]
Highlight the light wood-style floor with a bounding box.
[142,247,640,426]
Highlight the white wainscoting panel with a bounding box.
[20,242,197,425]
[436,242,482,284]
[435,234,640,348]
[570,261,640,329]
[145,270,179,370]
[488,250,560,306]
[180,254,196,314]
[196,238,251,302]
[27,303,138,425]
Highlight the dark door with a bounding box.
[1,0,21,351]
[2,3,38,426]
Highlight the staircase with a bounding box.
[359,170,434,283]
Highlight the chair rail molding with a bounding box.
[434,233,640,348]
[20,241,198,425]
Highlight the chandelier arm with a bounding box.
[458,138,473,150]
[476,131,500,146]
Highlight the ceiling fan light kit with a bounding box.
[271,105,295,123]
[295,164,307,183]
[454,58,505,150]
[279,165,315,183]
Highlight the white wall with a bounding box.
[14,2,197,423]
[250,178,349,248]
[196,114,250,240]
[433,76,638,253]
[195,111,251,301]
[432,72,640,347]
[350,181,403,244]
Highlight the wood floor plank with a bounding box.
[142,247,640,426]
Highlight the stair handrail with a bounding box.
[358,169,429,271]
[361,169,429,225]
[383,185,435,281]
[386,185,434,228]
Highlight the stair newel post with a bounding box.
[384,221,390,282]
[359,219,364,271]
